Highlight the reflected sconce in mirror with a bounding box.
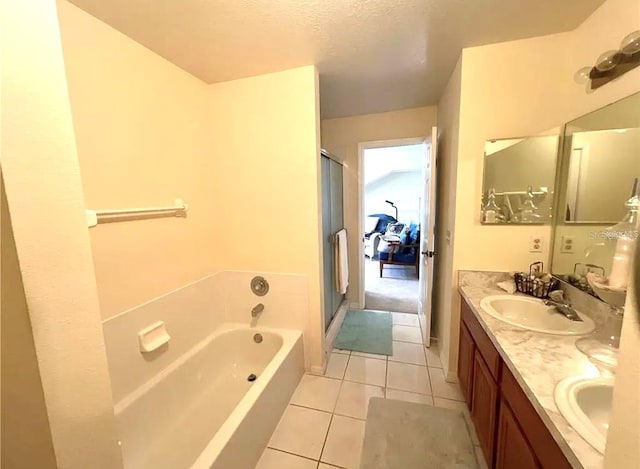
[574,30,640,90]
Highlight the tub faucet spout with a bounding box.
[251,303,264,318]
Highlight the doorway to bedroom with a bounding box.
[362,142,425,314]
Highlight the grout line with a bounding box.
[387,359,428,368]
[433,395,466,404]
[421,344,435,397]
[425,362,434,397]
[392,323,421,329]
[385,384,433,396]
[264,447,320,463]
[342,376,386,387]
[331,376,344,414]
[331,409,367,422]
[384,352,389,389]
[305,372,344,382]
[392,339,424,345]
[341,353,350,380]
[318,460,349,469]
[350,353,387,361]
[288,403,334,414]
[318,413,334,466]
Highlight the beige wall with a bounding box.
[605,248,640,468]
[58,1,215,320]
[434,57,462,374]
[58,7,324,368]
[207,66,323,368]
[1,177,57,468]
[58,5,325,367]
[1,0,124,466]
[437,0,640,378]
[321,106,438,307]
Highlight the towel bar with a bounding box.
[85,198,188,227]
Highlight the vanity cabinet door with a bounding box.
[495,399,540,469]
[500,366,572,469]
[471,350,499,468]
[458,322,475,408]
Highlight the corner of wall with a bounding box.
[2,1,124,465]
[1,175,57,468]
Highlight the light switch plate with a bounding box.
[529,235,543,253]
[561,235,576,253]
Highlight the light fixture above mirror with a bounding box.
[574,30,640,90]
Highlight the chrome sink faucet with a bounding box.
[544,290,583,322]
[251,303,264,318]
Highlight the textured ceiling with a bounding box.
[67,0,605,118]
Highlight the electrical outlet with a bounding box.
[529,235,543,253]
[560,235,576,253]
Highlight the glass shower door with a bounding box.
[321,153,344,331]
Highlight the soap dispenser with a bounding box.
[606,178,639,290]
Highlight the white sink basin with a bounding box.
[480,295,595,335]
[555,376,614,454]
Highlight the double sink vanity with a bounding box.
[467,90,639,468]
[458,271,617,469]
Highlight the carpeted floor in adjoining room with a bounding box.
[364,257,419,314]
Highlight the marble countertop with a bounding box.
[458,270,606,469]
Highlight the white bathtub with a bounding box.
[114,324,304,469]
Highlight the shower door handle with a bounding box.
[422,250,436,258]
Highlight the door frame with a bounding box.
[357,136,430,310]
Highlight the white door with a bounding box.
[418,126,438,346]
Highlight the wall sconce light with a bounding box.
[575,30,640,90]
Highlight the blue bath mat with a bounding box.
[335,310,393,355]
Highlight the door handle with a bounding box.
[422,250,436,258]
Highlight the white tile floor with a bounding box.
[256,312,487,469]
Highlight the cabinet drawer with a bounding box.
[461,299,501,380]
[500,365,571,469]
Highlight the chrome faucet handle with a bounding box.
[544,293,583,322]
[548,290,566,303]
[251,303,265,318]
[251,276,269,296]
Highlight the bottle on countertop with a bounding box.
[483,188,503,223]
[607,178,639,290]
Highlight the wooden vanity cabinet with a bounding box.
[471,350,499,467]
[457,323,475,406]
[458,296,571,469]
[495,399,539,469]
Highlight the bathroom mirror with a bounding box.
[481,135,559,224]
[551,92,640,307]
[558,92,640,224]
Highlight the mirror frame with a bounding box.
[481,135,560,225]
[550,91,640,306]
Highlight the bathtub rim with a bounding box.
[114,323,296,414]
[190,324,303,468]
[113,322,303,468]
